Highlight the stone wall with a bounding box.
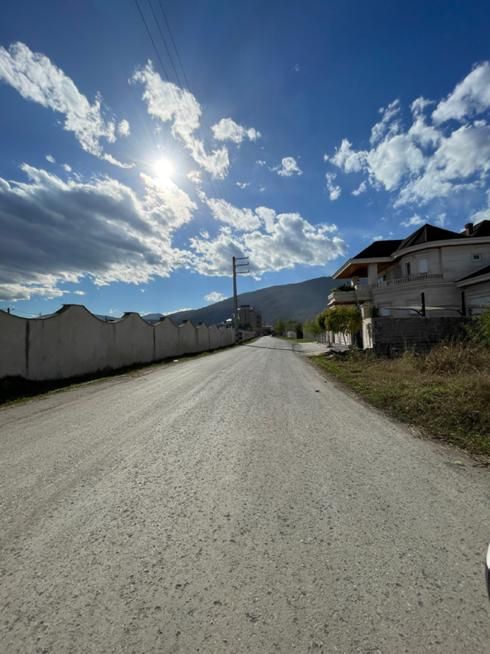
[0,305,238,383]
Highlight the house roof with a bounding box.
[457,264,490,283]
[351,240,402,259]
[471,220,490,237]
[334,220,490,280]
[395,224,460,252]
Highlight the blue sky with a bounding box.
[1,0,490,317]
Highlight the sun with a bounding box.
[152,157,175,185]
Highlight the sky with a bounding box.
[1,0,490,317]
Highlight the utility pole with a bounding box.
[232,255,249,340]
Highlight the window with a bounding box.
[472,253,481,262]
[405,262,411,276]
[418,259,428,274]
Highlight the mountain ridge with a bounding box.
[144,276,337,326]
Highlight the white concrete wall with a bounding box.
[464,280,490,313]
[178,321,198,355]
[155,318,179,360]
[0,311,27,377]
[372,280,461,316]
[0,305,237,382]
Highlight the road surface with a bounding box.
[0,336,488,653]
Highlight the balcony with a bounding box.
[376,273,444,288]
[328,285,372,306]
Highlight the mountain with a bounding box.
[144,276,338,326]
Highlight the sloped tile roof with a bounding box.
[396,224,460,251]
[351,240,402,259]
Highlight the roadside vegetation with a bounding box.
[304,305,362,343]
[312,309,490,457]
[273,319,304,338]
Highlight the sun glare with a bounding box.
[152,157,175,185]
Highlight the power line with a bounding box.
[135,0,223,197]
[157,0,193,93]
[134,0,171,82]
[147,0,183,88]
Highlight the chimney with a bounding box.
[464,222,474,236]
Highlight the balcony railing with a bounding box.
[328,285,372,305]
[376,273,443,288]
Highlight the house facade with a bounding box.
[327,220,490,348]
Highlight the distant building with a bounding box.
[237,304,262,332]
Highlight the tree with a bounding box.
[274,319,286,336]
[323,306,362,344]
[303,319,321,337]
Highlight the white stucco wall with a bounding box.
[178,321,198,355]
[464,280,490,313]
[0,311,27,377]
[208,325,220,350]
[155,318,179,360]
[0,305,238,382]
[196,324,210,352]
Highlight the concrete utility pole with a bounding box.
[232,255,249,339]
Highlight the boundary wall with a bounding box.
[0,304,237,382]
[363,316,469,355]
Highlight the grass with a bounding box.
[311,342,490,457]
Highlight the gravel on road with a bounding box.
[0,336,488,653]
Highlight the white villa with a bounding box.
[330,221,490,318]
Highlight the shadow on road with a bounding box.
[241,343,296,352]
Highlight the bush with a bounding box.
[470,308,490,347]
[416,341,490,375]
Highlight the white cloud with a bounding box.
[45,154,55,164]
[326,61,490,210]
[0,42,127,165]
[370,99,401,146]
[326,139,367,173]
[0,164,190,300]
[140,172,197,228]
[117,119,130,137]
[411,96,432,116]
[204,291,226,303]
[401,214,425,228]
[432,62,490,124]
[190,205,343,278]
[352,180,367,196]
[205,196,261,231]
[256,159,266,166]
[236,181,250,189]
[133,62,229,178]
[367,133,425,191]
[211,118,260,144]
[470,208,490,224]
[187,170,202,184]
[325,172,341,201]
[274,156,302,177]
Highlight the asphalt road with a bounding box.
[0,336,488,653]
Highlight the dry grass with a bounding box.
[313,343,490,457]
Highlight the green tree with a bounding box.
[303,319,321,337]
[323,306,362,343]
[274,319,286,336]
